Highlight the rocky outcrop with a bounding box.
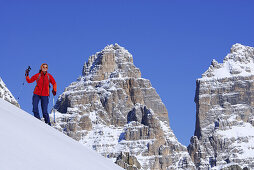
[116,152,141,170]
[0,77,20,107]
[188,44,254,169]
[52,44,195,169]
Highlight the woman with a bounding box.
[25,63,57,126]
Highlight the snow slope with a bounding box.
[0,98,123,170]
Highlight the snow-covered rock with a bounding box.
[0,77,19,107]
[0,98,122,170]
[52,44,195,169]
[201,43,254,80]
[188,44,254,169]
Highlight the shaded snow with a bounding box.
[216,122,254,159]
[0,98,123,170]
[217,123,254,139]
[211,163,239,170]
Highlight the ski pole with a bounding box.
[17,81,25,101]
[17,66,31,101]
[53,96,56,123]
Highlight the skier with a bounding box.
[25,63,57,126]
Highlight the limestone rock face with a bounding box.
[116,152,141,170]
[53,44,195,169]
[0,77,20,107]
[188,44,254,169]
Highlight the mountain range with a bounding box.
[1,43,253,170]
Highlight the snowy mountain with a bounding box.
[0,98,123,170]
[0,77,19,107]
[52,44,195,170]
[188,44,254,169]
[201,43,254,80]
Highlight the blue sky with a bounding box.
[0,0,253,146]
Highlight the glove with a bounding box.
[25,69,30,76]
[52,90,56,96]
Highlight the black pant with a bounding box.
[32,94,51,126]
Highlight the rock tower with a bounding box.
[53,44,195,170]
[188,44,254,169]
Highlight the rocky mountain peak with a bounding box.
[82,43,141,81]
[189,44,254,169]
[201,43,254,80]
[0,77,19,107]
[230,43,254,55]
[53,44,195,170]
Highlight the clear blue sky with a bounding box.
[0,0,253,146]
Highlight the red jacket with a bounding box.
[26,72,57,96]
